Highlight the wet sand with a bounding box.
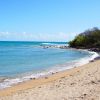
[0,60,100,100]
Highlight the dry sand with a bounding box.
[0,60,100,100]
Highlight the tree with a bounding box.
[69,27,100,49]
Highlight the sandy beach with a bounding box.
[0,59,100,100]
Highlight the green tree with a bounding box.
[69,27,100,49]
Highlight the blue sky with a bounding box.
[0,0,100,41]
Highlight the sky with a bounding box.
[0,0,100,42]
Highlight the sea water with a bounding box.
[0,41,99,89]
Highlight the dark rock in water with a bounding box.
[59,46,69,49]
[30,78,35,80]
[89,48,100,52]
[0,77,6,82]
[52,72,55,75]
[94,56,100,60]
[90,60,94,62]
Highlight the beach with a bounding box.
[0,0,100,99]
[0,59,100,100]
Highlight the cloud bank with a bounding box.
[0,32,77,42]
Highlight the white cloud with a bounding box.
[0,32,77,41]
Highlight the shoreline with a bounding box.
[0,59,100,98]
[0,49,99,89]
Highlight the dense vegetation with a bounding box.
[69,27,100,50]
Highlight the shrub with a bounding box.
[69,27,100,49]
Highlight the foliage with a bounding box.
[69,27,100,49]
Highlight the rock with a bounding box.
[89,48,100,52]
[94,56,100,60]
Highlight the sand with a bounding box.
[0,60,100,100]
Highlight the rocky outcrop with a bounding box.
[88,48,100,52]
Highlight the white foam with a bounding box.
[72,50,99,67]
[0,50,99,90]
[41,43,54,45]
[41,42,66,46]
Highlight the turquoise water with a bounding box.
[0,41,98,89]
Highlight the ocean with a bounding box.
[0,41,99,89]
